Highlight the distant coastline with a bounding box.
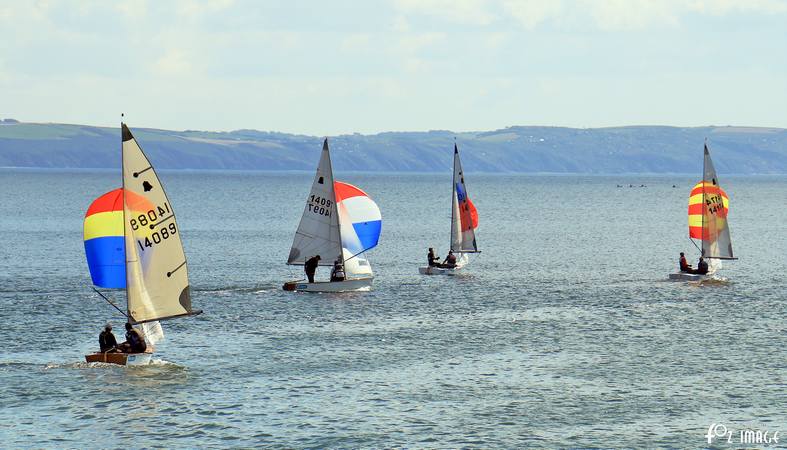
[1,120,786,174]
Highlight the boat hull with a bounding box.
[85,351,153,366]
[282,277,373,292]
[418,265,461,275]
[668,272,711,281]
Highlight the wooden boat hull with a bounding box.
[418,266,461,275]
[668,272,711,281]
[85,351,153,366]
[282,277,373,292]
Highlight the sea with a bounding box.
[0,168,785,448]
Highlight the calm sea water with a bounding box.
[0,168,785,448]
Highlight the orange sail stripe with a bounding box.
[689,226,703,239]
[690,182,724,197]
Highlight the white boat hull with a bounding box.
[283,277,373,292]
[668,272,711,281]
[418,266,461,275]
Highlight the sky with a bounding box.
[1,0,786,135]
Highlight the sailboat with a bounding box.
[283,138,382,292]
[419,143,479,275]
[669,142,736,281]
[83,123,202,365]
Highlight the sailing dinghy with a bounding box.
[84,123,201,365]
[419,143,479,275]
[669,142,736,281]
[283,139,382,292]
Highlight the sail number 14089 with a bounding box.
[308,195,332,217]
[129,203,178,252]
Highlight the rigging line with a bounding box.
[344,248,372,262]
[688,235,702,254]
[91,287,129,318]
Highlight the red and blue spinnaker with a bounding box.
[335,181,381,257]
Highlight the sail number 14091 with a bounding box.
[308,195,332,217]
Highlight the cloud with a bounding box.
[174,0,235,20]
[688,0,787,15]
[393,32,446,54]
[152,48,195,76]
[483,31,510,49]
[393,0,496,25]
[502,0,564,29]
[583,0,680,31]
[115,0,149,21]
[340,33,372,53]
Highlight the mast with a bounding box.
[701,140,707,258]
[121,117,130,317]
[328,140,346,269]
[449,141,457,252]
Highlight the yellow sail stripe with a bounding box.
[689,193,729,207]
[83,211,124,240]
[688,193,704,205]
[688,216,704,227]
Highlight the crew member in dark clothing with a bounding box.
[427,248,441,267]
[679,252,692,273]
[330,259,345,282]
[99,323,118,353]
[695,257,709,275]
[118,322,147,353]
[305,255,321,283]
[443,250,457,269]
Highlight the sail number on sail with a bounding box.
[129,203,178,252]
[308,195,332,217]
[705,194,725,216]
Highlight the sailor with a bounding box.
[679,252,692,273]
[427,248,441,267]
[304,255,321,283]
[443,250,457,269]
[98,323,118,353]
[118,322,147,353]
[696,257,709,275]
[330,259,345,282]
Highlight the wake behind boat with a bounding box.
[669,142,737,281]
[283,139,382,293]
[83,123,202,365]
[419,143,479,275]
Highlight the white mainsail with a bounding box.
[287,138,342,266]
[122,123,196,323]
[449,144,479,253]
